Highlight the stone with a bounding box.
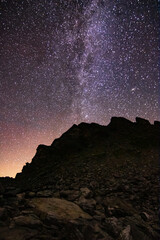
[60,190,80,201]
[36,190,53,197]
[26,191,36,198]
[93,210,105,221]
[13,214,42,228]
[4,205,19,218]
[0,227,38,240]
[28,197,92,222]
[60,222,84,240]
[119,225,132,240]
[0,116,159,239]
[21,210,35,215]
[103,197,137,217]
[105,217,122,238]
[76,197,96,215]
[80,187,93,198]
[123,215,155,240]
[140,212,150,221]
[53,191,60,198]
[16,193,25,202]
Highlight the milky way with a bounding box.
[0,0,159,177]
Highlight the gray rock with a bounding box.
[36,190,53,197]
[26,191,36,198]
[93,210,105,221]
[124,215,156,240]
[60,190,80,201]
[76,197,96,215]
[119,225,132,240]
[16,193,25,202]
[80,187,93,198]
[0,227,38,240]
[140,212,150,221]
[103,197,137,217]
[13,214,42,228]
[105,217,122,238]
[28,197,92,222]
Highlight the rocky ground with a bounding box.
[0,117,159,239]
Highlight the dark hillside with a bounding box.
[15,117,159,191]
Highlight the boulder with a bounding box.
[60,190,80,201]
[80,187,93,198]
[25,191,36,198]
[119,225,132,240]
[105,217,122,238]
[36,190,53,197]
[124,214,157,240]
[103,197,137,217]
[0,227,38,240]
[28,197,92,222]
[140,212,150,221]
[13,214,42,228]
[16,193,25,202]
[76,197,96,215]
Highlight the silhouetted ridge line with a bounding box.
[0,117,159,239]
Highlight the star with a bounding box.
[0,0,159,177]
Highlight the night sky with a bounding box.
[0,0,159,177]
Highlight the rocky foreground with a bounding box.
[0,117,159,240]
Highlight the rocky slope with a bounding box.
[0,117,159,240]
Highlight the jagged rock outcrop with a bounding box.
[0,117,159,240]
[15,117,159,189]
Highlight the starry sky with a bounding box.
[0,0,159,177]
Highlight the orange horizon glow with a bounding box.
[0,120,74,178]
[0,115,158,178]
